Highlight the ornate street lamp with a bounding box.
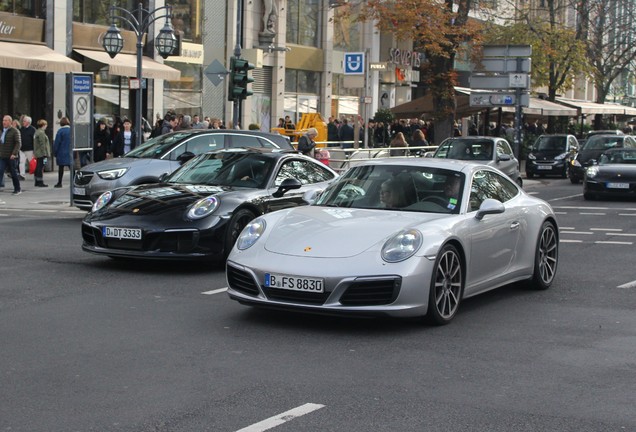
[102,2,177,148]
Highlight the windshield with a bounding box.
[434,139,493,161]
[583,136,624,151]
[535,136,566,152]
[599,149,636,165]
[315,164,464,214]
[166,152,275,188]
[124,132,198,159]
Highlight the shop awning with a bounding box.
[500,97,578,117]
[390,87,483,118]
[0,41,82,73]
[75,49,181,81]
[555,97,630,115]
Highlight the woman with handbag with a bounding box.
[33,119,51,187]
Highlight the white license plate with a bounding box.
[265,273,324,293]
[537,165,553,170]
[103,226,142,240]
[606,182,629,189]
[73,187,86,196]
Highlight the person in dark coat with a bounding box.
[111,118,137,157]
[53,117,71,188]
[338,118,355,148]
[297,128,318,156]
[0,115,22,194]
[93,119,111,162]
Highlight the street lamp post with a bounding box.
[102,2,178,148]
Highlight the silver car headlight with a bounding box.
[586,166,599,178]
[92,191,113,212]
[381,229,423,263]
[527,153,536,160]
[97,168,128,180]
[236,219,266,250]
[187,196,219,220]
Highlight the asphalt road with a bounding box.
[0,176,634,432]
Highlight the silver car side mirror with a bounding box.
[475,198,505,220]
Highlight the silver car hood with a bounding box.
[264,206,447,258]
[83,157,153,172]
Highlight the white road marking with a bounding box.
[606,233,636,237]
[617,280,636,289]
[560,239,583,243]
[202,287,228,295]
[594,241,632,245]
[554,211,568,215]
[619,213,636,216]
[526,191,539,195]
[560,231,593,235]
[559,227,575,230]
[580,212,606,215]
[548,194,584,201]
[235,403,325,432]
[591,228,622,231]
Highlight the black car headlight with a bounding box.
[586,166,599,178]
[97,168,128,180]
[187,196,219,220]
[92,191,113,212]
[527,153,536,160]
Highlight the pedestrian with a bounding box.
[111,118,137,157]
[389,131,408,157]
[327,117,339,143]
[0,114,23,195]
[20,115,36,180]
[338,118,354,149]
[180,115,193,130]
[33,119,51,187]
[374,121,389,147]
[410,129,428,155]
[93,118,111,162]
[161,114,177,135]
[297,127,318,156]
[366,119,377,148]
[192,114,206,129]
[53,117,71,188]
[284,115,295,130]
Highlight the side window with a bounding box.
[568,137,577,150]
[625,137,635,148]
[274,159,336,186]
[469,170,518,212]
[497,140,513,156]
[259,138,278,148]
[165,143,186,161]
[185,135,223,155]
[229,134,261,148]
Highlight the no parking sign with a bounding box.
[343,52,365,75]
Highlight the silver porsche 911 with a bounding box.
[226,158,559,325]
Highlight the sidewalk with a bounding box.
[0,171,83,213]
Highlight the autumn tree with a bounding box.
[358,0,482,142]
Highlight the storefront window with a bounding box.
[73,0,143,26]
[0,0,43,18]
[284,69,321,123]
[286,0,321,47]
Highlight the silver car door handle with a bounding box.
[510,221,520,230]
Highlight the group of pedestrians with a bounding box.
[325,116,433,151]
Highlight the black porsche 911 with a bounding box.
[583,148,636,200]
[81,148,338,261]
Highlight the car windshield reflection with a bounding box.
[315,165,464,214]
[165,153,274,188]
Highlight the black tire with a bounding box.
[426,244,463,325]
[583,192,595,200]
[528,221,558,290]
[561,167,568,178]
[224,209,256,258]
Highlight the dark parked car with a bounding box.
[429,136,523,186]
[526,134,579,178]
[569,134,636,183]
[81,148,338,262]
[72,130,293,211]
[583,148,636,200]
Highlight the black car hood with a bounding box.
[577,148,606,165]
[595,164,636,180]
[530,149,567,160]
[102,183,229,215]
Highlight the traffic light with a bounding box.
[228,56,255,101]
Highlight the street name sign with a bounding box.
[469,92,530,107]
[482,45,533,58]
[470,74,529,90]
[476,58,531,73]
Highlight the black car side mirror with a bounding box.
[273,178,302,198]
[159,173,169,183]
[177,151,195,165]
